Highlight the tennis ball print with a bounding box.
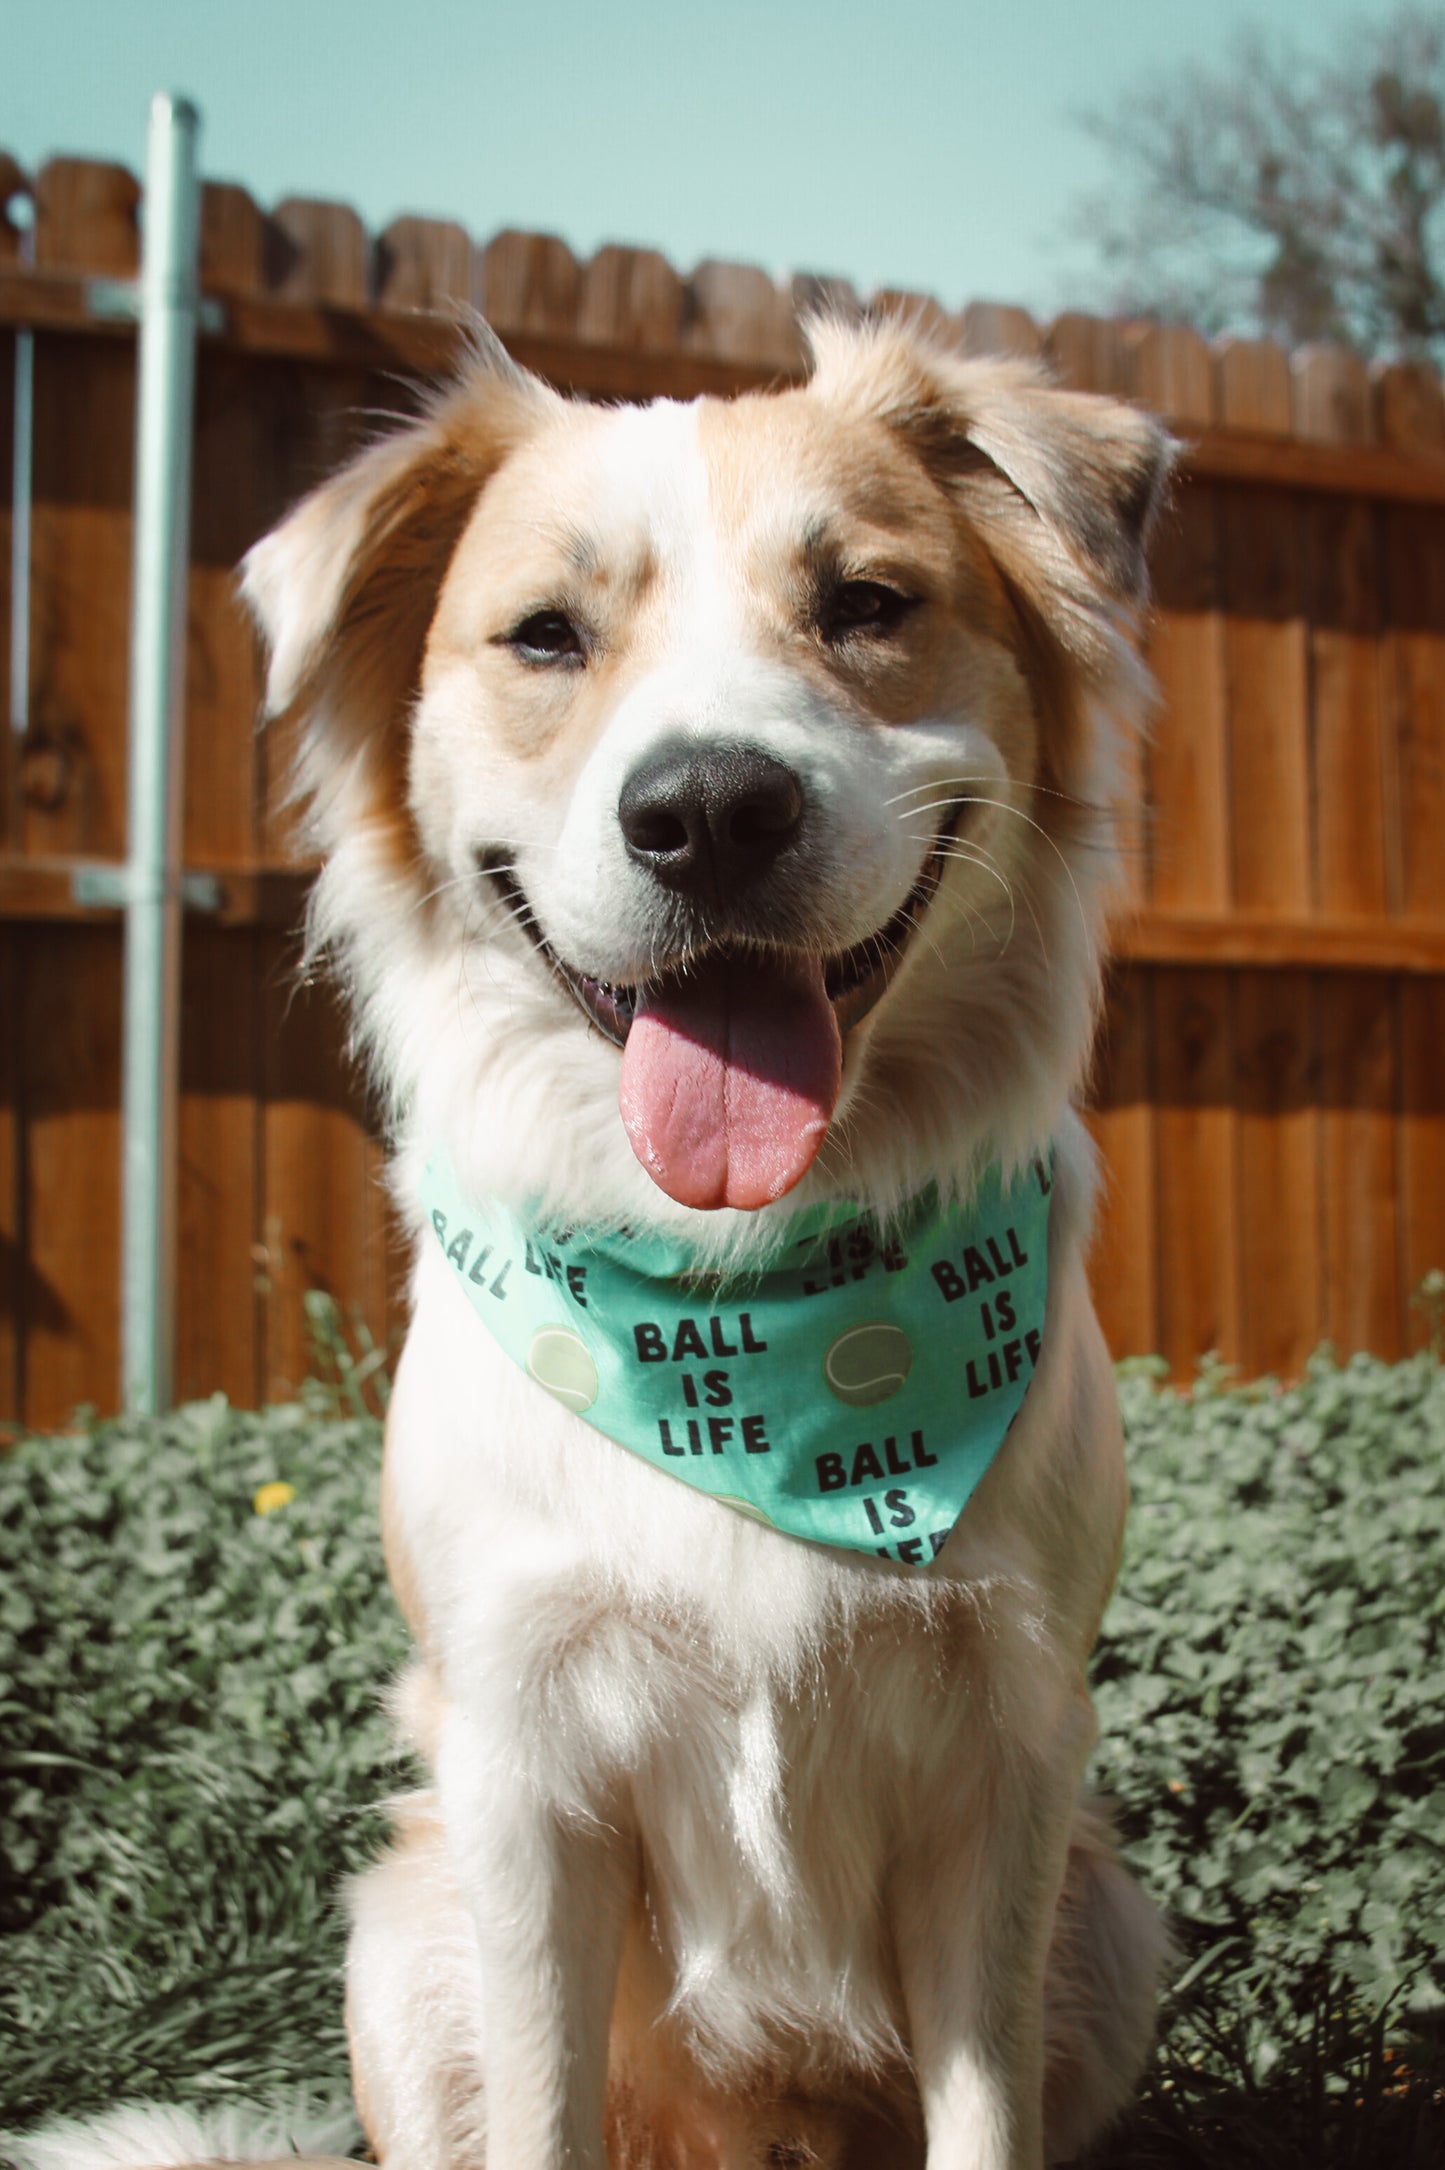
[715,1494,775,1527]
[822,1321,914,1407]
[526,1325,599,1413]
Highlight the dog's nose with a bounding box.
[618,743,805,898]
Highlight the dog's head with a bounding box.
[244,319,1169,1237]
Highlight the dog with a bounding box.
[23,314,1173,2170]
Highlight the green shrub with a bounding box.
[1,1352,1442,2162]
[0,1396,405,2130]
[1091,1351,1445,2165]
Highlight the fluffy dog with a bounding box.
[28,316,1174,2170]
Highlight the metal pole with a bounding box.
[8,185,33,745]
[8,323,32,743]
[121,93,202,1415]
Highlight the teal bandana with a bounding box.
[420,1154,1053,1567]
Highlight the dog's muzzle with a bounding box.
[484,756,962,1213]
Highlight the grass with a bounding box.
[2,1316,1443,2165]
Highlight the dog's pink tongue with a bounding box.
[619,954,842,1210]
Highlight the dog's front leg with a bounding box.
[892,1693,1094,2170]
[439,1707,634,2170]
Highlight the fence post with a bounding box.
[121,93,202,1415]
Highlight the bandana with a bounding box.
[420,1153,1053,1567]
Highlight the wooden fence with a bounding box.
[2,155,1443,1429]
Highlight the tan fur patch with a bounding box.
[699,388,1019,729]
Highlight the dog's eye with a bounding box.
[506,610,585,666]
[819,581,919,643]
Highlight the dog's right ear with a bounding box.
[242,331,560,832]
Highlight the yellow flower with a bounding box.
[252,1480,296,1517]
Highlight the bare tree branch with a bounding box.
[1065,8,1445,357]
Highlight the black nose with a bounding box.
[618,742,805,901]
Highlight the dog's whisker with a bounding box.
[884,775,1091,810]
[925,793,1090,949]
[904,828,1014,900]
[968,807,1086,946]
[420,866,508,911]
[923,890,987,961]
[941,836,1052,969]
[934,843,1018,952]
[902,816,1040,964]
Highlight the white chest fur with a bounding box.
[382,1128,1123,2093]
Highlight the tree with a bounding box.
[1068,7,1445,359]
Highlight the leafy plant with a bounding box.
[0,1396,406,2133]
[1089,1349,1445,2164]
[2,1351,1443,2162]
[299,1291,394,1421]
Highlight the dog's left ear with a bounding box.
[806,317,1174,635]
[242,328,560,844]
[941,367,1170,612]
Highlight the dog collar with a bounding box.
[420,1153,1053,1568]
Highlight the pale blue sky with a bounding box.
[4,1,1409,315]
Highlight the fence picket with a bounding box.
[267,197,370,305]
[1293,343,1373,446]
[1319,973,1402,1358]
[478,229,582,337]
[1295,351,1401,1358]
[956,302,1041,359]
[0,157,29,262]
[374,216,477,314]
[259,959,389,1403]
[1141,570,1233,1369]
[176,923,262,1404]
[1087,967,1158,1362]
[1380,376,1445,1341]
[1147,485,1229,914]
[685,260,799,367]
[1153,970,1240,1373]
[200,182,266,295]
[1215,336,1291,435]
[26,165,137,861]
[1134,338,1238,1374]
[1374,360,1445,456]
[1127,322,1213,424]
[1307,496,1388,918]
[577,244,685,351]
[19,924,123,1419]
[33,157,138,274]
[0,930,17,1423]
[1235,963,1321,1378]
[1224,345,1320,1375]
[175,200,274,1412]
[869,288,951,341]
[0,162,24,843]
[0,312,13,850]
[791,272,861,325]
[1401,981,1445,1351]
[1044,311,1133,395]
[1384,506,1445,921]
[1220,368,1311,914]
